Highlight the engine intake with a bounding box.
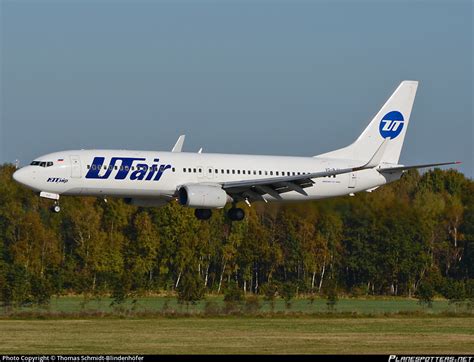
[178,185,230,209]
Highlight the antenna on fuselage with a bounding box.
[14,159,20,169]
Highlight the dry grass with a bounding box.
[0,317,473,354]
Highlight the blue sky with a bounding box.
[1,0,472,177]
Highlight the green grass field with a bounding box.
[0,317,473,354]
[2,295,469,315]
[1,297,472,354]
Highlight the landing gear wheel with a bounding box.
[228,207,245,221]
[195,208,212,220]
[52,205,61,213]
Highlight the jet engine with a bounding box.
[178,185,230,208]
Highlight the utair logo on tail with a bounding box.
[85,157,172,181]
[379,111,404,139]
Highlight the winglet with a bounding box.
[171,135,186,152]
[354,138,390,171]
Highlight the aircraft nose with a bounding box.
[13,168,31,186]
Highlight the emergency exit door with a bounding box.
[70,155,82,178]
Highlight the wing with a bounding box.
[221,139,391,202]
[378,161,461,174]
[221,167,358,202]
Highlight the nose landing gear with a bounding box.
[52,202,61,213]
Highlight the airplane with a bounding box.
[12,80,460,221]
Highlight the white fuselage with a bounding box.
[12,149,399,203]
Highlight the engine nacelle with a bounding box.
[178,185,230,209]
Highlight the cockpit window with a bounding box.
[30,161,54,167]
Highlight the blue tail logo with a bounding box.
[379,111,404,139]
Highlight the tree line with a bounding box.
[0,164,473,307]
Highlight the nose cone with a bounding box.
[13,168,31,187]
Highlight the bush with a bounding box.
[223,300,241,315]
[441,279,466,304]
[224,284,244,303]
[177,271,204,306]
[244,295,261,314]
[30,276,52,307]
[203,300,221,316]
[261,283,278,312]
[325,280,338,311]
[416,281,435,308]
[466,279,474,300]
[280,282,296,309]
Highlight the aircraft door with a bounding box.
[348,172,357,188]
[70,155,82,178]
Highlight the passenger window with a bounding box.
[172,167,175,172]
[193,168,197,173]
[242,170,246,175]
[87,165,90,169]
[259,171,262,175]
[253,171,256,175]
[215,169,218,173]
[276,171,279,176]
[221,169,224,174]
[270,171,273,175]
[227,170,230,174]
[183,168,186,172]
[232,170,235,174]
[237,170,240,174]
[265,171,268,176]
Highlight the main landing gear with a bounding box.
[195,208,212,220]
[194,207,246,221]
[227,207,245,221]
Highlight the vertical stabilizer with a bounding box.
[318,81,418,165]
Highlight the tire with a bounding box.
[228,207,245,221]
[195,208,212,220]
[53,205,61,213]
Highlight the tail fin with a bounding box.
[318,80,419,165]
